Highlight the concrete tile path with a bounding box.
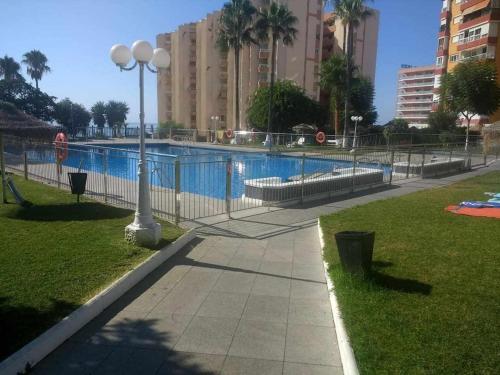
[33,163,499,375]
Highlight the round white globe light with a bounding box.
[110,44,132,67]
[151,48,171,69]
[351,116,357,121]
[359,116,363,122]
[131,40,154,63]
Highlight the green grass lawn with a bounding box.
[321,172,500,374]
[0,175,183,361]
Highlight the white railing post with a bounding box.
[300,153,306,204]
[389,150,395,185]
[103,150,108,203]
[174,158,181,224]
[351,150,357,193]
[226,157,232,218]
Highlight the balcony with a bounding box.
[436,47,449,57]
[399,81,434,89]
[258,49,270,59]
[398,90,434,97]
[396,114,429,120]
[399,74,435,81]
[460,51,496,61]
[460,0,493,12]
[257,64,270,73]
[459,8,500,31]
[397,106,433,112]
[438,25,450,38]
[457,34,497,51]
[398,98,434,104]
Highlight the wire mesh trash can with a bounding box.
[334,231,375,276]
[68,172,87,202]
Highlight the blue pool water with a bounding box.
[31,144,387,199]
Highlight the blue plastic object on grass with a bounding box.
[460,201,500,208]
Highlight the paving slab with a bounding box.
[221,357,283,375]
[174,316,240,355]
[228,320,287,361]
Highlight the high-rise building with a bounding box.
[157,0,324,131]
[434,0,500,126]
[396,65,435,129]
[157,0,379,132]
[322,9,379,83]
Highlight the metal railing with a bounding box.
[2,137,498,224]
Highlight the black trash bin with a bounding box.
[334,231,375,276]
[68,172,87,202]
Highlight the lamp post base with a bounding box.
[125,222,162,247]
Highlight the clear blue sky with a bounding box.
[1,0,441,125]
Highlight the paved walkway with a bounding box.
[33,163,499,375]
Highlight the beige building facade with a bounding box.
[157,0,378,132]
[322,9,380,83]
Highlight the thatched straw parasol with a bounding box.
[0,101,58,141]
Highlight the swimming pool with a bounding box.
[29,143,387,199]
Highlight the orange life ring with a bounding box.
[225,129,234,138]
[54,132,68,162]
[316,131,326,144]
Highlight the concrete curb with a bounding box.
[318,219,360,375]
[0,229,196,375]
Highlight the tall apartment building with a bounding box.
[157,0,325,131]
[434,0,500,126]
[396,65,435,129]
[322,9,379,83]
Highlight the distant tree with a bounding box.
[320,55,346,137]
[104,100,129,128]
[21,50,51,90]
[217,0,257,130]
[0,55,23,81]
[383,118,409,144]
[247,80,327,132]
[439,60,500,150]
[91,101,106,128]
[254,2,298,137]
[329,0,373,147]
[349,76,378,127]
[54,98,91,130]
[158,120,184,138]
[0,79,55,121]
[427,111,457,133]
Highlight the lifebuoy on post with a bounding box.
[225,129,234,138]
[54,132,69,162]
[316,131,326,144]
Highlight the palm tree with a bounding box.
[217,0,257,131]
[320,55,346,138]
[22,50,51,89]
[331,0,372,147]
[0,55,22,81]
[255,1,298,138]
[91,101,107,129]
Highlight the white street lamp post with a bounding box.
[110,41,170,247]
[350,115,363,151]
[211,115,219,144]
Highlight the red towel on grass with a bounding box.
[446,205,500,219]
